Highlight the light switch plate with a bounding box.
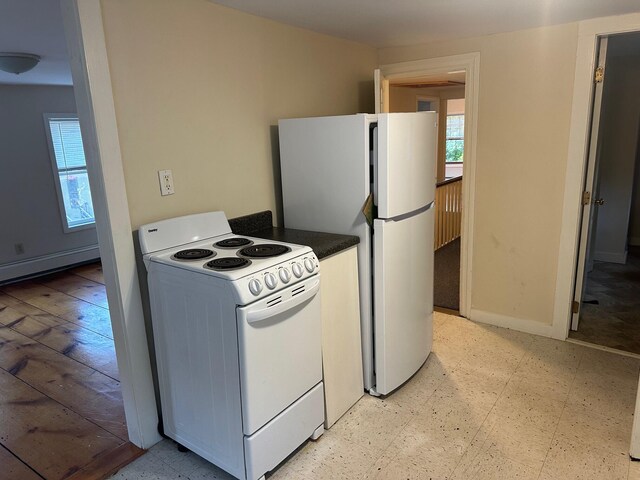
[158,170,175,196]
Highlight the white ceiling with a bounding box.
[0,0,71,86]
[2,0,639,87]
[210,0,640,48]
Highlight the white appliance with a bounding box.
[139,211,324,480]
[279,112,436,396]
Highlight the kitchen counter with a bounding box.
[229,211,359,260]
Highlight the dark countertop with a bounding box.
[248,226,359,260]
[229,211,359,260]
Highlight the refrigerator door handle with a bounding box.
[371,125,379,206]
[377,202,434,223]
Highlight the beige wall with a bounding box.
[99,0,377,229]
[447,98,465,115]
[97,0,593,328]
[380,23,579,326]
[389,86,417,112]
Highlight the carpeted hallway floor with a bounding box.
[434,238,460,311]
[569,246,640,354]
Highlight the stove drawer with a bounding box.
[237,275,322,435]
[244,382,324,480]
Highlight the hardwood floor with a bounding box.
[0,263,143,480]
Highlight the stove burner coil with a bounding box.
[206,257,252,271]
[215,237,253,248]
[173,249,215,261]
[238,244,291,258]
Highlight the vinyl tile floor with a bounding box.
[109,312,640,480]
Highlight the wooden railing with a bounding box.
[434,176,462,250]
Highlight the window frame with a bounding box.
[445,113,465,164]
[416,95,440,113]
[43,113,96,233]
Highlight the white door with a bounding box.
[375,112,437,218]
[571,37,609,331]
[374,68,389,114]
[236,277,322,435]
[373,207,434,395]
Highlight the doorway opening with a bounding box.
[388,74,466,312]
[0,1,144,477]
[376,53,479,319]
[570,31,640,355]
[381,65,471,315]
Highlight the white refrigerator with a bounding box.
[279,112,436,396]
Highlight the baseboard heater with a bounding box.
[0,245,100,284]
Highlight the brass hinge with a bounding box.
[594,66,604,83]
[582,191,591,205]
[572,301,580,314]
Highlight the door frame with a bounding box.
[379,52,480,318]
[552,13,640,340]
[60,0,161,448]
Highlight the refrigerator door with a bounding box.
[279,114,371,235]
[373,205,434,395]
[279,114,377,390]
[375,112,437,219]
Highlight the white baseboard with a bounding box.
[593,250,628,264]
[566,338,640,359]
[629,237,640,247]
[0,245,100,283]
[469,308,558,339]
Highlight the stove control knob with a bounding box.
[304,258,315,273]
[279,268,291,283]
[292,262,304,278]
[265,272,278,290]
[248,278,263,296]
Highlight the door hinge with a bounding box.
[594,66,604,83]
[572,301,580,314]
[582,191,591,205]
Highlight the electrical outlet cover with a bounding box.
[158,170,175,196]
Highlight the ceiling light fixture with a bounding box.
[0,53,41,75]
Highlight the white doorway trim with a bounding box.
[379,52,480,318]
[60,0,161,448]
[552,12,640,341]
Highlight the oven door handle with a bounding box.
[246,279,320,324]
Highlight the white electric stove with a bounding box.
[139,211,324,480]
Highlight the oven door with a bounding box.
[236,275,322,436]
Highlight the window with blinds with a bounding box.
[445,114,464,163]
[44,114,95,231]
